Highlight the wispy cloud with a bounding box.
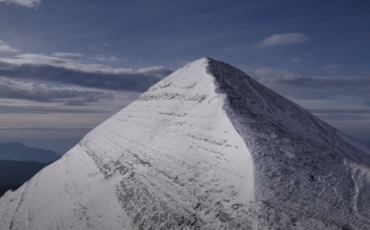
[273,75,370,100]
[93,55,117,62]
[0,53,173,91]
[0,77,114,105]
[0,40,19,53]
[0,105,105,114]
[0,0,40,8]
[260,33,310,48]
[316,114,369,121]
[53,52,83,58]
[308,109,370,114]
[239,64,370,100]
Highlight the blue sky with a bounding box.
[0,0,369,153]
[1,0,369,69]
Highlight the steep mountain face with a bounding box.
[0,58,370,230]
[208,60,370,229]
[0,143,60,163]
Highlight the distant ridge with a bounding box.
[0,143,60,163]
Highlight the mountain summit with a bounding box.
[1,58,370,229]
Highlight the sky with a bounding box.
[0,0,369,154]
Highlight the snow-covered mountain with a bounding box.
[1,58,370,229]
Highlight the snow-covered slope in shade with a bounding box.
[1,58,370,229]
[208,60,370,229]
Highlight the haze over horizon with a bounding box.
[0,0,369,154]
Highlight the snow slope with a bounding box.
[0,58,370,229]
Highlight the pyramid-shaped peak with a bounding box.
[177,57,231,71]
[1,58,370,229]
[176,57,212,71]
[179,57,209,68]
[179,57,239,72]
[146,57,252,96]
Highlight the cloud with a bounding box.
[0,77,115,105]
[53,52,83,58]
[365,101,370,107]
[316,114,369,121]
[0,127,92,133]
[260,33,310,48]
[309,109,370,114]
[274,75,370,99]
[0,105,105,114]
[239,64,370,100]
[0,53,173,92]
[0,40,19,52]
[1,53,100,70]
[0,76,141,120]
[0,0,40,8]
[93,55,117,61]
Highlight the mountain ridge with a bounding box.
[0,142,60,163]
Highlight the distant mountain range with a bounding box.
[0,143,60,163]
[0,143,59,198]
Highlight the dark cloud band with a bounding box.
[309,109,370,114]
[0,105,106,114]
[0,62,173,92]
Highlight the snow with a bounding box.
[1,57,370,229]
[207,59,370,229]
